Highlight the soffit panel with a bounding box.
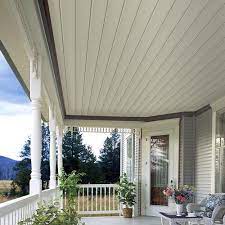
[48,0,225,118]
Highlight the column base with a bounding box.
[49,179,56,189]
[29,178,42,195]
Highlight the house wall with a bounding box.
[179,116,195,186]
[195,109,212,202]
[180,109,213,202]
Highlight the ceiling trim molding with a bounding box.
[65,105,211,122]
[36,0,66,117]
[65,113,182,122]
[194,104,211,116]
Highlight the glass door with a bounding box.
[142,130,179,216]
[150,135,169,206]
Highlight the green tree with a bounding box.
[12,124,50,195]
[98,130,120,183]
[62,129,101,183]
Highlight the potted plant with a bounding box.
[163,183,194,216]
[116,174,136,218]
[19,170,85,225]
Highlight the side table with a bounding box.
[160,212,202,225]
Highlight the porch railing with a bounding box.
[0,188,58,225]
[0,184,119,224]
[74,184,120,215]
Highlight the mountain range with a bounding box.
[0,156,18,180]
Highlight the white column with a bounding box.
[29,53,42,195]
[57,126,63,181]
[49,107,57,189]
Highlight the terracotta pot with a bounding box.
[123,207,133,218]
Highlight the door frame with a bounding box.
[141,119,180,216]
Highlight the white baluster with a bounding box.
[83,187,85,212]
[100,187,102,211]
[109,187,111,211]
[104,187,106,211]
[91,187,93,211]
[87,187,89,211]
[95,187,98,211]
[113,187,115,210]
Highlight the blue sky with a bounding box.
[0,51,107,160]
[0,53,29,106]
[0,51,32,160]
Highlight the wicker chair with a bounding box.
[187,194,225,225]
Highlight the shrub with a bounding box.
[116,174,136,208]
[19,170,85,225]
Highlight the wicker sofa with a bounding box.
[187,194,225,224]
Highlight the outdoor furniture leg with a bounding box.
[161,217,164,225]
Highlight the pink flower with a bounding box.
[163,187,173,197]
[176,195,186,203]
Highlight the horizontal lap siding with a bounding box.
[195,109,212,202]
[179,116,195,186]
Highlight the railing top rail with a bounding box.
[0,194,39,216]
[41,187,58,192]
[78,184,118,188]
[41,187,58,195]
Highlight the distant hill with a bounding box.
[0,156,18,180]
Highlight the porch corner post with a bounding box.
[29,52,42,195]
[56,126,63,182]
[49,107,57,189]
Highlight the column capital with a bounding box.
[30,52,42,100]
[30,50,39,79]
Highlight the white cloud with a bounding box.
[82,132,109,159]
[0,101,31,160]
[0,100,109,161]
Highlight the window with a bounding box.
[126,135,133,180]
[150,135,169,206]
[215,110,225,193]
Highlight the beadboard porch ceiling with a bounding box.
[45,0,225,118]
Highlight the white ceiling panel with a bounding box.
[48,0,225,117]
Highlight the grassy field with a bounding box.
[0,180,12,192]
[0,182,120,216]
[63,195,120,215]
[0,180,14,203]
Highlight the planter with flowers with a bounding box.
[163,184,194,216]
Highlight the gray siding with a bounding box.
[179,116,195,186]
[179,109,212,202]
[195,109,212,202]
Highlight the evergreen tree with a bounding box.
[98,130,120,183]
[62,129,101,183]
[12,124,50,195]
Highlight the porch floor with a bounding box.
[82,216,161,225]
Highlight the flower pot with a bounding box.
[176,204,183,216]
[123,207,133,218]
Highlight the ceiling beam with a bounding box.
[65,105,211,122]
[36,0,66,117]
